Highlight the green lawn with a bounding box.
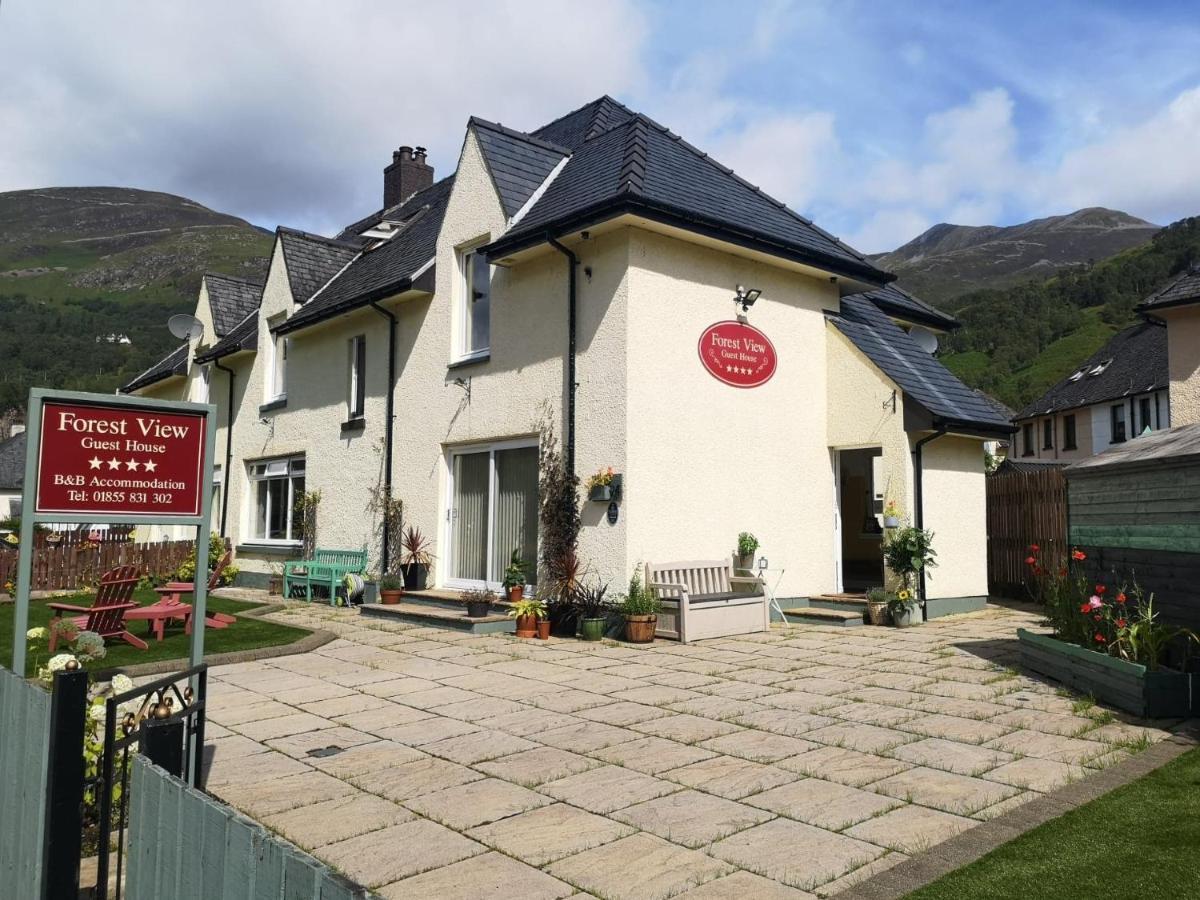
[908,746,1200,899]
[1,586,311,677]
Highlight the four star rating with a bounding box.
[88,456,159,473]
[725,364,756,376]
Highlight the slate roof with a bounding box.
[1069,422,1200,474]
[1015,321,1167,419]
[277,176,454,335]
[0,431,25,491]
[532,95,635,150]
[471,118,569,218]
[848,283,959,331]
[204,273,263,336]
[195,311,258,363]
[119,343,189,393]
[487,113,888,285]
[994,457,1066,475]
[1139,264,1200,312]
[278,228,360,304]
[829,296,1014,435]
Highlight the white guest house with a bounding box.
[122,96,1013,617]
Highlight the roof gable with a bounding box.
[278,229,359,304]
[204,273,263,336]
[1139,265,1200,312]
[195,311,258,363]
[531,95,634,150]
[471,118,568,219]
[830,296,1012,434]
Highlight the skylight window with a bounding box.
[1088,359,1112,376]
[1068,370,1085,382]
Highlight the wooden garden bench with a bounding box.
[645,559,769,643]
[284,547,367,603]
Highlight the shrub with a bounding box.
[883,526,936,595]
[737,532,759,559]
[173,532,237,586]
[619,563,661,616]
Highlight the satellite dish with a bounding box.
[909,326,938,354]
[168,313,204,341]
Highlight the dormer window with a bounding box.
[454,240,490,362]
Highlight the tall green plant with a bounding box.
[883,526,936,596]
[537,416,580,599]
[295,489,322,560]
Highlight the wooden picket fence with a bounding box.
[986,464,1068,599]
[0,537,192,592]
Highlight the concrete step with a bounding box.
[781,607,864,627]
[810,594,868,613]
[361,598,515,634]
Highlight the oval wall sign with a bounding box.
[697,320,778,388]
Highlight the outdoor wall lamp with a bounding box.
[734,285,762,313]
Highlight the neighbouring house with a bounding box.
[1012,321,1169,462]
[0,428,26,520]
[121,96,1012,615]
[1140,264,1200,426]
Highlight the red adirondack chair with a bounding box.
[48,564,146,652]
[125,551,237,641]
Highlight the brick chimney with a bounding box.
[384,146,433,209]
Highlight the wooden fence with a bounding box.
[986,465,1068,599]
[126,757,369,900]
[0,538,193,592]
[0,666,52,900]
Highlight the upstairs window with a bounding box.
[248,456,305,543]
[1110,404,1127,444]
[1042,419,1054,450]
[348,335,366,420]
[268,330,288,401]
[455,242,490,360]
[1138,396,1153,435]
[1021,423,1034,457]
[192,365,210,404]
[1063,414,1077,450]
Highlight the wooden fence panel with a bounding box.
[0,538,193,592]
[0,667,51,900]
[986,467,1068,599]
[126,758,369,900]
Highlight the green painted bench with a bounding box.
[284,547,367,603]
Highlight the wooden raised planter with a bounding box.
[1017,628,1197,718]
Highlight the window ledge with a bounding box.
[259,397,287,414]
[448,351,490,371]
[341,417,366,435]
[236,542,302,557]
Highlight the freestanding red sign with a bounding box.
[697,320,778,388]
[34,400,208,517]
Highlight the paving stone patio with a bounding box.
[201,601,1183,898]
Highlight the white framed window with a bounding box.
[192,365,210,403]
[444,439,538,590]
[454,240,491,361]
[267,330,288,401]
[211,465,223,532]
[247,456,305,544]
[348,334,366,419]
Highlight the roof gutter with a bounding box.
[277,278,413,336]
[212,358,236,537]
[547,235,578,480]
[369,299,398,576]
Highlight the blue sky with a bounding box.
[2,1,1199,251]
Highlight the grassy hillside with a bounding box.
[937,216,1200,410]
[0,188,272,411]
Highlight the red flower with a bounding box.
[1116,618,1128,629]
[1030,544,1041,552]
[1116,592,1127,604]
[1095,585,1107,594]
[1025,556,1037,565]
[1058,568,1068,578]
[1079,604,1091,613]
[1072,549,1087,561]
[1095,633,1106,643]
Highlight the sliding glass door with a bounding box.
[447,441,539,589]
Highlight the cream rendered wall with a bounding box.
[389,128,631,589]
[624,228,839,600]
[223,238,390,577]
[1165,307,1200,426]
[920,435,988,599]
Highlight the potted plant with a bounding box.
[400,524,435,590]
[882,500,901,529]
[865,587,891,626]
[508,596,545,637]
[584,467,620,502]
[461,588,495,618]
[736,532,759,571]
[887,589,918,627]
[620,563,661,643]
[883,525,936,623]
[502,550,529,602]
[536,609,551,640]
[573,581,612,641]
[379,574,404,605]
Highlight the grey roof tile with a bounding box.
[1015,321,1167,419]
[195,311,258,363]
[531,95,635,150]
[1139,264,1200,311]
[850,283,959,331]
[278,228,359,304]
[829,296,1013,434]
[204,272,263,336]
[119,343,189,393]
[471,117,568,218]
[0,431,25,491]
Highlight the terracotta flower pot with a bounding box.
[515,614,537,638]
[624,614,657,644]
[507,585,524,603]
[380,589,403,605]
[536,619,551,640]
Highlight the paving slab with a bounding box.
[420,728,539,764]
[709,818,885,892]
[674,870,816,899]
[350,756,484,801]
[613,789,774,847]
[698,730,818,763]
[745,777,900,830]
[778,746,913,787]
[547,832,733,900]
[230,769,357,818]
[889,737,1014,777]
[631,713,742,744]
[981,756,1087,793]
[257,792,414,850]
[871,766,1020,816]
[539,764,682,814]
[377,851,574,900]
[843,804,977,854]
[666,755,799,799]
[319,819,486,889]
[476,745,602,786]
[591,735,718,774]
[405,777,553,829]
[803,722,917,754]
[467,802,635,865]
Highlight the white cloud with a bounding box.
[708,112,840,212]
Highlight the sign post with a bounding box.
[10,389,215,675]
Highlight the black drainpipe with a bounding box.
[212,358,235,537]
[370,300,398,575]
[547,236,578,479]
[912,425,948,608]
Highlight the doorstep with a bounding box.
[360,599,515,634]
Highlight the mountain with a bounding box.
[0,188,272,410]
[873,208,1160,304]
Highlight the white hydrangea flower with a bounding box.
[111,674,134,695]
[73,631,107,662]
[26,626,48,641]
